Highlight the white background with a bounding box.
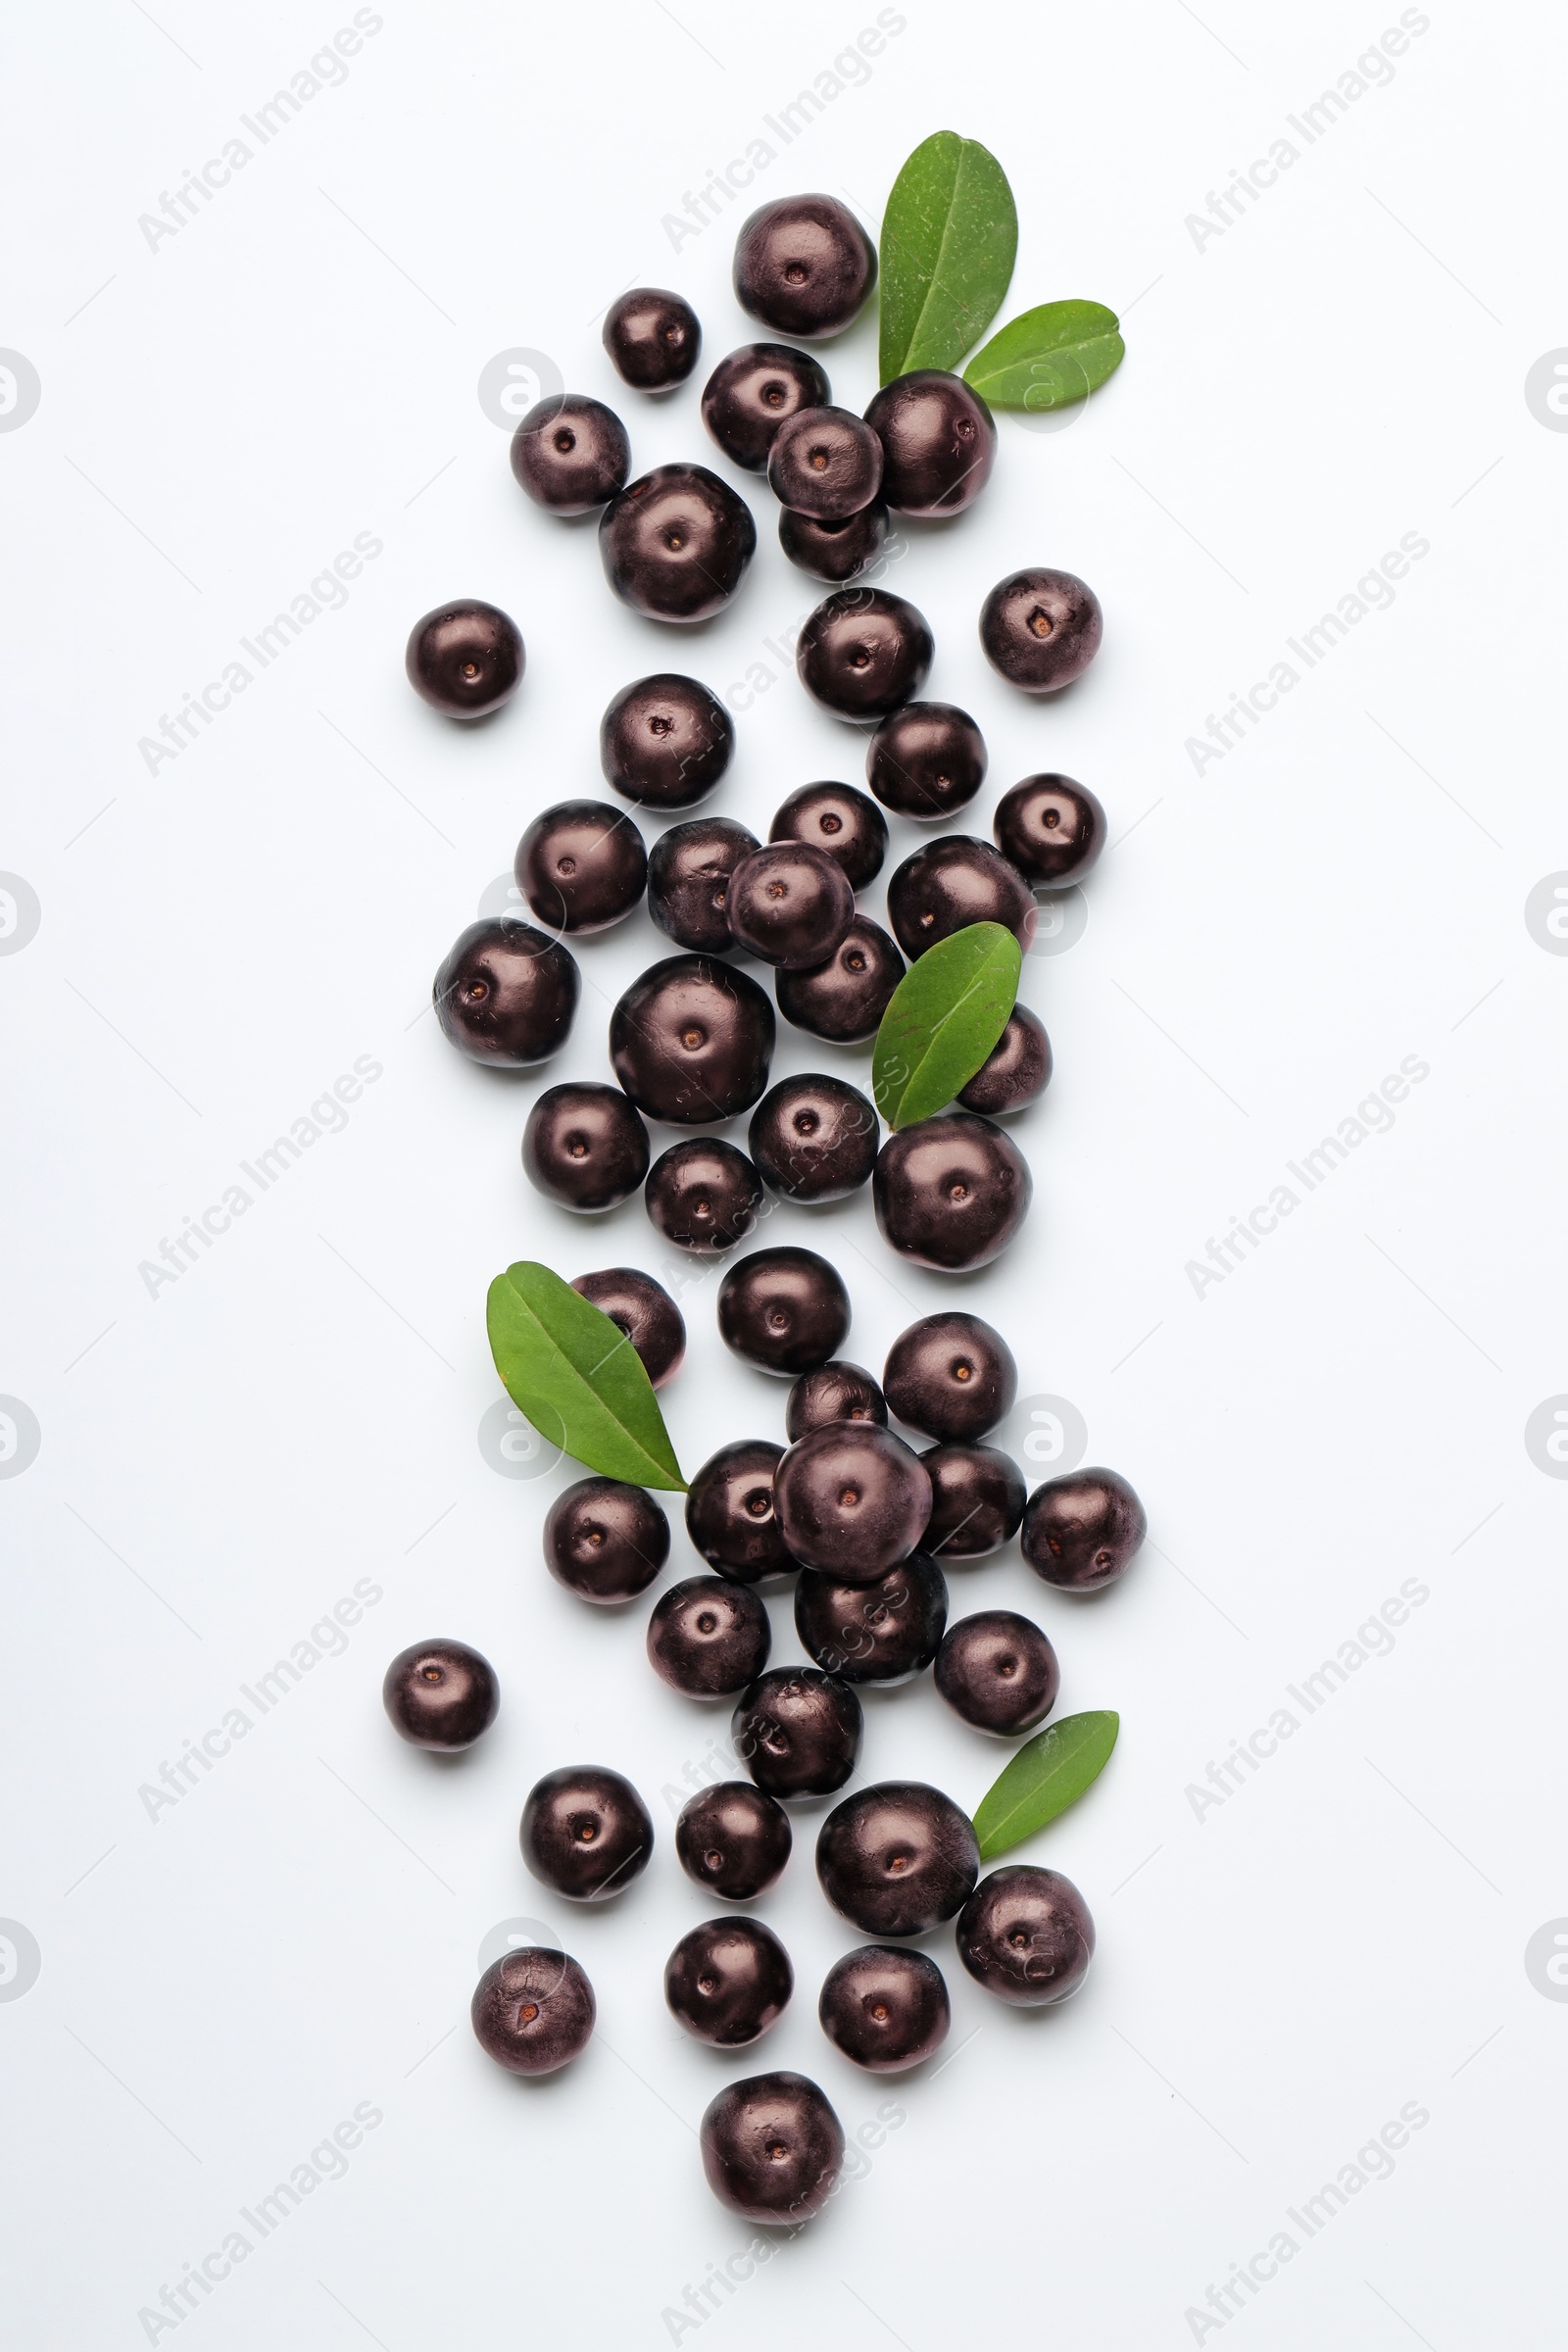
[3,2,1565,2345]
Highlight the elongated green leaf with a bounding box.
[963,299,1125,411]
[879,131,1018,382]
[974,1710,1119,1861]
[486,1260,686,1491]
[871,922,1021,1130]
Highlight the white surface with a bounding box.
[2,4,1564,2346]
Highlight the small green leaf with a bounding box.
[963,299,1125,411]
[486,1260,686,1492]
[879,131,1018,383]
[973,1711,1119,1861]
[871,923,1021,1130]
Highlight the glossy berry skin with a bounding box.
[775,916,904,1045]
[957,1006,1053,1115]
[1021,1467,1147,1592]
[471,1948,595,2076]
[645,1139,763,1254]
[980,568,1103,694]
[867,702,987,822]
[600,673,735,809]
[676,1782,793,1900]
[406,601,524,717]
[700,2072,845,2223]
[647,1576,772,1698]
[701,342,831,470]
[797,589,934,723]
[936,1610,1059,1736]
[520,1766,655,1901]
[794,1551,948,1685]
[767,406,883,520]
[433,919,579,1067]
[545,1478,670,1604]
[885,836,1036,960]
[864,371,997,517]
[769,781,887,890]
[685,1442,794,1585]
[774,1424,932,1583]
[717,1248,850,1377]
[609,956,775,1124]
[602,286,701,391]
[780,500,888,583]
[883,1312,1016,1444]
[599,465,757,623]
[569,1267,686,1389]
[382,1640,499,1750]
[994,773,1107,887]
[956,1866,1096,2005]
[748,1075,879,1203]
[819,1945,950,2072]
[815,1782,979,1936]
[922,1444,1027,1559]
[733,196,876,340]
[732,1668,862,1799]
[873,1113,1033,1273]
[726,842,855,971]
[523,1083,649,1213]
[785,1361,887,1444]
[514,801,647,935]
[510,395,630,513]
[665,1917,794,2046]
[648,819,758,953]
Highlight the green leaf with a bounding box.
[879,131,1018,383]
[973,1711,1119,1862]
[486,1260,686,1492]
[871,923,1022,1130]
[963,299,1125,411]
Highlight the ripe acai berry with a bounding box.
[510,395,630,513]
[785,1359,887,1442]
[609,956,775,1124]
[774,916,905,1045]
[955,1866,1096,2005]
[382,1639,499,1750]
[602,287,702,391]
[863,371,996,517]
[647,819,758,953]
[921,1443,1027,1558]
[685,1441,794,1584]
[797,588,934,723]
[716,1247,851,1377]
[675,1781,793,1901]
[883,1311,1016,1444]
[779,500,889,583]
[701,342,831,470]
[544,1477,670,1604]
[725,842,855,970]
[514,801,647,935]
[600,673,735,808]
[733,195,876,339]
[794,1551,948,1685]
[432,918,579,1067]
[766,405,883,519]
[1020,1467,1147,1591]
[769,780,888,890]
[935,1610,1059,1736]
[773,1424,932,1582]
[747,1074,879,1202]
[993,772,1107,886]
[732,1668,862,1799]
[979,567,1103,694]
[885,835,1036,959]
[645,1139,763,1254]
[866,702,987,822]
[520,1765,655,1901]
[665,1916,793,2046]
[600,465,757,623]
[522,1082,650,1213]
[406,600,524,717]
[818,1944,950,2072]
[956,1005,1053,1115]
[647,1576,772,1698]
[569,1266,685,1388]
[700,2072,845,2223]
[815,1781,979,1936]
[872,1113,1033,1272]
[471,1947,596,2076]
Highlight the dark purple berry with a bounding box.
[406,601,523,717]
[717,1248,850,1377]
[873,1113,1032,1272]
[956,1006,1052,1115]
[922,1443,1027,1558]
[794,1551,947,1685]
[647,1576,771,1697]
[609,956,775,1124]
[732,1668,862,1799]
[775,916,904,1044]
[747,1075,879,1202]
[603,287,701,392]
[767,405,883,519]
[514,801,647,935]
[956,1866,1095,2004]
[779,500,889,582]
[935,1610,1059,1736]
[645,1139,763,1254]
[726,842,855,970]
[769,780,887,889]
[522,1083,649,1212]
[520,1766,654,1901]
[864,371,996,516]
[885,836,1036,960]
[785,1361,887,1443]
[993,773,1107,886]
[665,1917,793,2046]
[1021,1468,1147,1592]
[382,1640,498,1750]
[600,465,756,623]
[510,395,629,513]
[544,1478,669,1604]
[883,1312,1016,1443]
[797,588,933,723]
[702,342,831,470]
[432,919,579,1067]
[815,1781,979,1936]
[569,1266,685,1388]
[867,702,987,822]
[675,1782,793,1901]
[774,1424,932,1582]
[685,1442,794,1584]
[600,674,735,809]
[647,819,758,953]
[980,568,1102,694]
[700,2072,845,2222]
[733,196,876,339]
[471,1947,595,2075]
[818,1944,950,2072]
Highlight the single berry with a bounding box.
[406,601,523,717]
[510,395,630,513]
[733,196,876,339]
[779,500,888,583]
[797,588,933,723]
[603,286,702,391]
[767,405,884,519]
[600,673,735,808]
[864,371,996,516]
[883,1311,1016,1444]
[818,1945,950,2072]
[685,1441,795,1584]
[726,842,855,970]
[1021,1467,1147,1592]
[702,342,831,470]
[794,1551,948,1685]
[471,1948,595,2076]
[676,1782,793,1901]
[748,1075,879,1202]
[885,836,1036,959]
[785,1361,887,1443]
[769,781,887,890]
[600,465,757,623]
[700,2072,845,2223]
[921,1443,1027,1558]
[514,800,647,935]
[545,1478,670,1604]
[732,1668,862,1799]
[647,1576,771,1697]
[665,1917,793,2046]
[956,1866,1096,2005]
[773,1424,932,1582]
[609,955,775,1124]
[867,702,987,822]
[648,819,759,953]
[520,1765,654,1901]
[935,1610,1059,1736]
[980,568,1103,694]
[815,1781,979,1936]
[993,773,1107,887]
[569,1267,685,1389]
[775,916,905,1044]
[522,1083,650,1213]
[873,1113,1033,1272]
[382,1640,499,1750]
[645,1138,763,1254]
[956,1006,1053,1115]
[717,1248,850,1377]
[432,919,579,1067]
